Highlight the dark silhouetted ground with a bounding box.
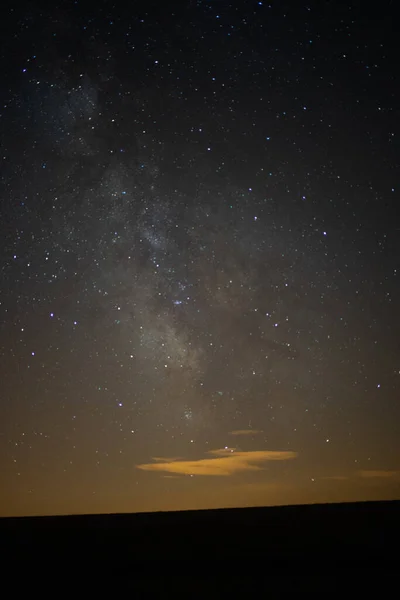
[1,500,398,589]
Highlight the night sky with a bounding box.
[1,0,399,517]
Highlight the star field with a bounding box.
[0,0,399,516]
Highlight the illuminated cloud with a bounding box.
[209,447,237,455]
[358,470,400,479]
[137,448,297,476]
[153,457,182,463]
[229,429,263,436]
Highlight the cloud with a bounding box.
[229,429,263,436]
[137,448,297,477]
[153,457,182,463]
[322,475,350,481]
[358,470,400,479]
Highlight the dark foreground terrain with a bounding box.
[1,500,399,588]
